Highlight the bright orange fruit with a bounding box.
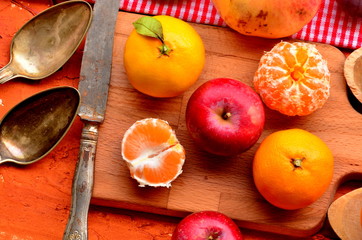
[253,41,330,116]
[124,15,205,98]
[121,118,185,187]
[253,129,334,210]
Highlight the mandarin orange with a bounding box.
[124,15,205,98]
[253,129,334,210]
[253,41,330,116]
[121,118,185,187]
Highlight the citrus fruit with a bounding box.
[121,118,185,187]
[253,41,330,116]
[123,15,205,98]
[253,128,334,210]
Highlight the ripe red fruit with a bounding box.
[211,0,323,38]
[186,78,265,156]
[337,0,362,17]
[171,211,243,240]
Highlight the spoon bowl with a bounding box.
[0,1,92,84]
[328,188,362,240]
[0,86,80,164]
[345,47,362,104]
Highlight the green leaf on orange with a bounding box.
[133,16,164,42]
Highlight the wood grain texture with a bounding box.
[344,47,362,104]
[91,12,362,237]
[328,188,362,240]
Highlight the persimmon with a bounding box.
[211,0,322,38]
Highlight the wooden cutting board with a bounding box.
[91,11,362,237]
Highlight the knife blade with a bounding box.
[63,0,119,239]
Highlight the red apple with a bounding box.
[186,78,265,156]
[172,211,243,240]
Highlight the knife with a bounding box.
[63,0,119,239]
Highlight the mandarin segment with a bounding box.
[253,41,330,116]
[121,118,185,187]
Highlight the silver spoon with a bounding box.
[0,86,80,164]
[0,1,92,84]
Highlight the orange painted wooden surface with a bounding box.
[92,11,362,237]
[0,1,360,239]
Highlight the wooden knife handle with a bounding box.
[63,122,98,240]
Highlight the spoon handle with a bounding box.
[63,122,98,240]
[0,65,16,84]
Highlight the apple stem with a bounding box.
[208,229,222,239]
[222,112,232,120]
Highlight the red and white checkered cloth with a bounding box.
[91,0,361,49]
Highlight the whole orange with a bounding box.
[123,15,205,98]
[253,129,334,210]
